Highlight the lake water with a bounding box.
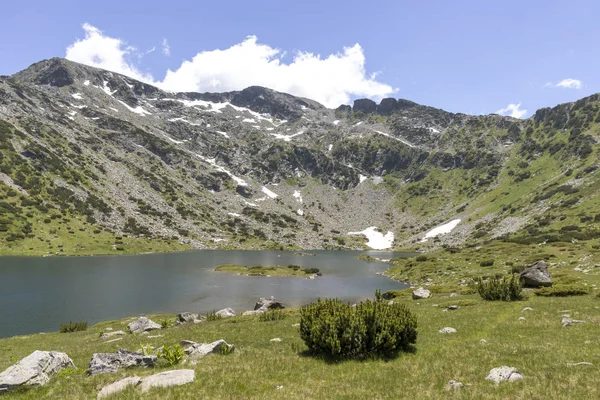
[0,250,410,338]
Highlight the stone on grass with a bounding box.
[127,317,162,334]
[449,293,458,298]
[254,296,285,310]
[104,338,123,344]
[566,362,593,367]
[0,351,75,392]
[177,312,198,323]
[445,380,463,391]
[97,377,141,399]
[520,261,552,288]
[242,309,264,316]
[270,338,282,342]
[486,366,523,384]
[140,370,195,393]
[412,287,431,300]
[439,327,457,334]
[100,330,126,340]
[522,307,534,312]
[562,315,585,327]
[88,349,157,375]
[519,317,526,321]
[447,305,460,310]
[291,323,300,328]
[182,339,235,359]
[215,308,236,318]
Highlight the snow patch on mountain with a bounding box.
[420,219,461,242]
[118,100,152,116]
[196,154,248,186]
[348,227,395,250]
[261,186,278,199]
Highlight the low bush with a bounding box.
[479,259,495,267]
[534,284,589,297]
[415,255,428,262]
[475,275,523,301]
[304,267,320,274]
[59,321,88,333]
[259,309,286,322]
[299,297,417,358]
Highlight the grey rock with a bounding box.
[104,338,123,344]
[140,369,195,393]
[449,293,458,298]
[215,308,236,318]
[412,287,431,300]
[447,305,460,310]
[561,314,585,327]
[520,261,553,288]
[100,330,126,340]
[87,349,157,375]
[485,366,523,384]
[439,327,457,334]
[0,350,75,392]
[270,338,282,342]
[243,307,267,316]
[353,98,377,114]
[521,307,534,312]
[254,296,285,310]
[127,317,162,334]
[182,339,235,359]
[566,362,593,367]
[177,312,199,323]
[445,380,463,391]
[97,377,141,399]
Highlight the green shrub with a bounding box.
[220,342,234,355]
[479,259,495,267]
[415,255,428,262]
[205,311,222,321]
[299,298,417,358]
[160,318,173,328]
[304,267,320,274]
[158,344,184,366]
[475,275,523,301]
[59,321,88,333]
[534,284,589,297]
[259,309,285,322]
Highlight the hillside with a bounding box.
[0,58,598,255]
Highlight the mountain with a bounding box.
[0,58,598,255]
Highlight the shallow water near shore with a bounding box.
[0,250,410,338]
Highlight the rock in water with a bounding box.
[520,261,553,288]
[97,377,141,399]
[127,317,162,334]
[412,287,431,300]
[0,350,75,392]
[140,369,195,393]
[177,312,198,323]
[254,296,285,310]
[485,366,523,383]
[88,349,157,375]
[182,339,235,359]
[215,308,236,318]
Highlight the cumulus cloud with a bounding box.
[65,23,154,83]
[544,78,583,89]
[495,103,527,119]
[161,38,170,56]
[65,24,394,107]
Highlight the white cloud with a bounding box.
[161,38,170,56]
[544,78,583,89]
[146,46,156,55]
[495,103,527,119]
[66,23,154,83]
[65,24,394,108]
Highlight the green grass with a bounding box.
[215,264,320,277]
[1,293,600,399]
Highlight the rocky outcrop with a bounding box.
[181,339,235,359]
[520,261,553,287]
[140,369,195,393]
[352,98,377,114]
[254,296,285,310]
[377,98,397,115]
[0,351,75,392]
[177,312,199,323]
[127,317,162,334]
[215,308,236,318]
[87,349,157,375]
[485,366,523,383]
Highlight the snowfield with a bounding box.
[261,187,278,199]
[348,227,395,250]
[421,219,461,242]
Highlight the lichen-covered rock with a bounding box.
[254,296,284,310]
[140,369,195,393]
[87,349,157,375]
[177,312,198,323]
[182,339,235,359]
[412,287,431,300]
[97,377,141,399]
[100,330,126,340]
[520,261,553,288]
[127,317,162,334]
[486,366,523,383]
[0,350,75,392]
[439,327,457,334]
[215,308,236,318]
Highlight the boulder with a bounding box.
[412,287,431,300]
[0,350,75,392]
[519,261,553,288]
[127,317,162,334]
[177,312,198,323]
[377,98,397,115]
[87,349,157,375]
[100,330,126,340]
[97,377,141,399]
[140,369,195,393]
[215,308,236,318]
[439,327,457,334]
[485,366,523,384]
[562,314,585,327]
[254,296,285,310]
[352,98,377,114]
[182,339,235,359]
[235,185,254,198]
[445,380,463,391]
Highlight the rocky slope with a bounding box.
[0,58,598,254]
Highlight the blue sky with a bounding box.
[1,0,598,116]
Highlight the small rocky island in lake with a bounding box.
[215,264,321,278]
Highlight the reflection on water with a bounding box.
[0,250,410,337]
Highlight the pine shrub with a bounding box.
[59,321,88,333]
[534,284,589,297]
[259,309,285,322]
[475,275,523,301]
[299,298,417,358]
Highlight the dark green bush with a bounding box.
[475,275,523,301]
[415,255,428,262]
[534,284,589,297]
[299,298,417,358]
[259,309,285,322]
[60,321,88,333]
[479,259,495,267]
[304,267,320,274]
